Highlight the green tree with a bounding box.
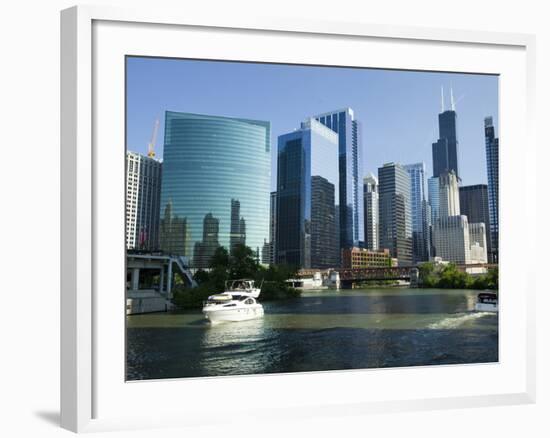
[229,243,258,279]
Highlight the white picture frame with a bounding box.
[60,4,536,433]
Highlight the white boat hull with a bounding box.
[203,305,264,324]
[475,302,498,312]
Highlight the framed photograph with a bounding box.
[61,5,536,433]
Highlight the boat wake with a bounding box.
[428,312,492,330]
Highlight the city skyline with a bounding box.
[126,57,499,188]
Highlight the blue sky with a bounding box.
[126,57,498,188]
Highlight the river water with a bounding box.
[126,287,498,380]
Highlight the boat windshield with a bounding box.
[478,293,498,304]
[227,280,253,290]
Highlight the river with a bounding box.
[126,287,498,380]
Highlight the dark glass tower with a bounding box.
[459,184,492,258]
[378,163,412,266]
[485,117,499,263]
[276,119,340,269]
[432,110,459,179]
[315,108,364,249]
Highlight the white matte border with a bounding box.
[61,5,536,433]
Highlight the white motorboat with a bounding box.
[474,292,498,312]
[202,279,264,324]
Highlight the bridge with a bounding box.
[298,263,496,288]
[126,252,197,315]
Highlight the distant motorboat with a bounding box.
[202,279,264,324]
[474,292,498,312]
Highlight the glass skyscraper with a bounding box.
[315,108,364,249]
[404,162,430,263]
[432,108,459,179]
[159,111,271,268]
[485,116,499,263]
[276,118,339,269]
[378,163,412,266]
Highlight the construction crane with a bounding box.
[147,118,160,158]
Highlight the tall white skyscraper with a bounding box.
[363,174,379,251]
[438,171,460,217]
[126,151,162,250]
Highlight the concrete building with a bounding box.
[315,108,364,249]
[126,151,162,251]
[433,215,471,264]
[459,184,492,258]
[159,111,271,268]
[276,118,339,269]
[468,222,488,263]
[378,162,413,266]
[342,247,392,269]
[363,174,379,251]
[438,171,461,217]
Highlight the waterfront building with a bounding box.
[404,162,430,263]
[341,247,392,269]
[315,108,364,249]
[378,162,413,266]
[363,174,379,251]
[438,171,461,217]
[126,151,162,251]
[459,184,492,258]
[485,116,499,263]
[159,111,271,268]
[276,118,339,269]
[433,215,471,264]
[468,222,488,263]
[432,89,460,179]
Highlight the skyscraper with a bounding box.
[459,184,492,259]
[363,174,379,251]
[159,111,271,268]
[378,163,412,266]
[276,118,339,268]
[485,116,499,263]
[428,176,440,223]
[404,162,430,263]
[432,89,459,179]
[126,151,162,251]
[315,108,364,249]
[438,171,461,217]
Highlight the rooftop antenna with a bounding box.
[440,86,445,112]
[147,118,160,158]
[450,85,456,111]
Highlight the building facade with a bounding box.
[432,107,460,179]
[438,171,461,217]
[315,108,364,249]
[433,215,471,264]
[468,222,488,263]
[126,151,162,251]
[261,191,277,265]
[276,118,340,269]
[159,111,271,268]
[378,162,412,266]
[404,162,430,263]
[342,247,392,269]
[363,174,379,251]
[459,184,492,258]
[485,116,499,263]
